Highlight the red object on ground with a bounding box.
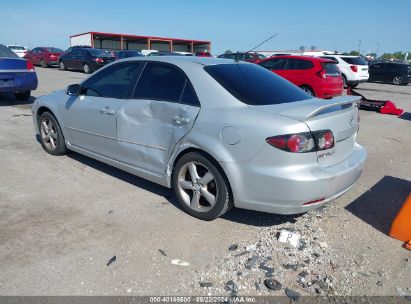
[347,87,404,116]
[258,55,343,98]
[380,101,404,116]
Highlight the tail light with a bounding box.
[316,66,326,79]
[93,58,104,63]
[350,65,358,72]
[26,60,35,71]
[266,130,334,153]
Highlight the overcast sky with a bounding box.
[1,0,410,55]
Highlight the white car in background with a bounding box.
[7,45,28,58]
[319,54,369,88]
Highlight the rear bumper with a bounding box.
[317,87,343,99]
[223,143,367,215]
[0,72,38,93]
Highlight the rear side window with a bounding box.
[341,57,367,65]
[0,44,18,58]
[133,62,191,103]
[323,63,340,74]
[204,63,312,106]
[284,59,313,70]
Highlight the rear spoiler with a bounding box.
[276,96,361,121]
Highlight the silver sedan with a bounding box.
[32,57,366,220]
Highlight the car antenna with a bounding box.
[234,33,279,63]
[247,33,279,53]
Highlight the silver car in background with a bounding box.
[32,57,366,220]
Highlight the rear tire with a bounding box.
[83,63,92,74]
[40,59,48,68]
[393,76,404,85]
[172,152,233,220]
[38,112,67,156]
[59,61,66,70]
[349,83,359,88]
[14,91,30,101]
[342,75,348,88]
[300,85,315,97]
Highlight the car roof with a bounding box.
[118,56,241,67]
[262,55,334,63]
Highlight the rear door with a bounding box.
[282,58,313,86]
[116,61,200,174]
[62,62,141,159]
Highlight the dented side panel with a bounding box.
[116,99,200,175]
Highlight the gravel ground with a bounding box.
[0,67,410,298]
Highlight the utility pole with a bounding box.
[357,40,362,55]
[376,42,380,58]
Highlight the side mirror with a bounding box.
[67,84,81,96]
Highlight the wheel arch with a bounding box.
[299,84,315,96]
[170,147,234,205]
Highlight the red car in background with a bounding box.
[24,47,64,68]
[258,55,343,98]
[218,52,266,63]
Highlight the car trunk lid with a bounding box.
[253,96,361,167]
[0,58,27,71]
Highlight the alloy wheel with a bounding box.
[177,161,217,212]
[40,117,58,151]
[393,76,403,85]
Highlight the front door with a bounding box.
[116,62,200,175]
[62,62,142,159]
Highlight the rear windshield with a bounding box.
[46,47,63,53]
[204,63,312,106]
[87,49,107,56]
[341,57,367,65]
[257,54,266,60]
[323,63,340,74]
[0,44,19,58]
[8,46,25,50]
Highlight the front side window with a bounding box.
[82,62,141,99]
[133,62,188,103]
[204,63,312,106]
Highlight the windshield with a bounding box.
[8,46,25,50]
[0,44,19,58]
[46,47,63,53]
[204,63,312,106]
[341,57,368,65]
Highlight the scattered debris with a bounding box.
[245,256,258,269]
[285,288,301,301]
[225,280,237,292]
[259,263,274,277]
[264,278,282,291]
[298,270,309,278]
[158,249,167,256]
[106,255,116,267]
[283,263,305,271]
[199,282,213,288]
[171,259,189,266]
[246,244,257,252]
[108,210,113,214]
[278,230,300,247]
[319,242,328,249]
[229,244,238,251]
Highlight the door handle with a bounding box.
[173,116,190,125]
[99,107,115,115]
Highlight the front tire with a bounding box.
[393,76,404,85]
[172,152,233,220]
[59,61,66,70]
[83,63,92,74]
[38,112,67,156]
[14,91,31,101]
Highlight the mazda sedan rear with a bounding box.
[32,57,366,220]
